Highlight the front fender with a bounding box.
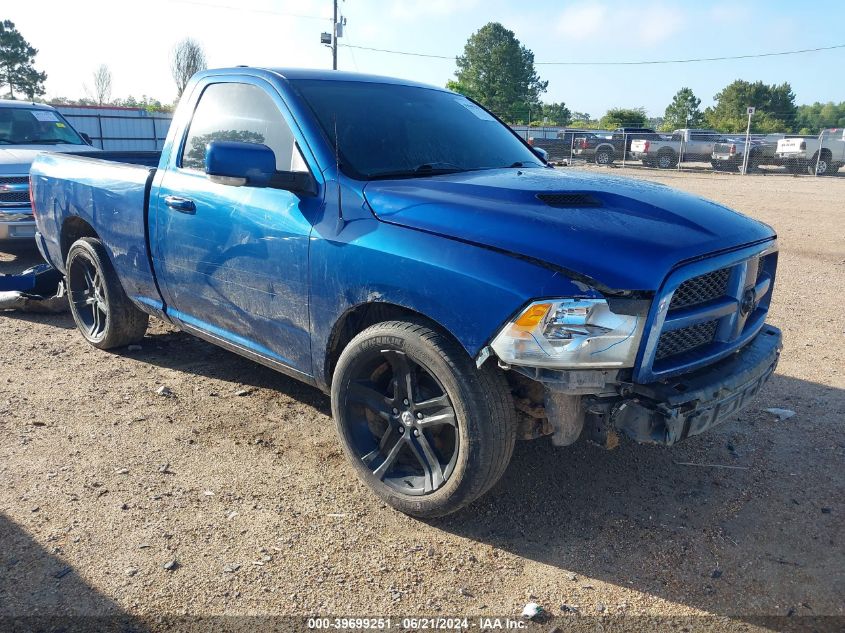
[309,216,599,390]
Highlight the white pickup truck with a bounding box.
[629,129,725,169]
[776,128,845,175]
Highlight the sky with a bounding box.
[5,0,844,118]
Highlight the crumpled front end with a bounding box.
[495,240,782,448]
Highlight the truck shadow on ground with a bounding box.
[435,372,843,624]
[132,328,332,415]
[130,326,842,622]
[2,305,841,625]
[0,513,149,632]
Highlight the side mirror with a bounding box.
[532,146,549,162]
[204,141,316,194]
[80,132,93,145]
[205,141,276,187]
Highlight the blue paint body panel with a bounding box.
[29,67,777,393]
[30,153,163,316]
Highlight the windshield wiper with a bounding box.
[27,139,77,145]
[0,139,15,145]
[368,162,468,180]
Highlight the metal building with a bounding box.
[53,105,173,151]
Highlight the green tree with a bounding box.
[0,20,47,99]
[662,88,704,130]
[540,102,571,126]
[795,101,845,134]
[599,107,648,129]
[704,79,797,132]
[448,22,547,122]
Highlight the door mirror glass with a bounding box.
[532,146,548,162]
[80,132,93,145]
[205,140,276,187]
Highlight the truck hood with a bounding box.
[363,168,775,291]
[0,145,97,173]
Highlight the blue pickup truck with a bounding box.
[30,68,782,517]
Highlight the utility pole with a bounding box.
[332,0,338,70]
[320,1,344,70]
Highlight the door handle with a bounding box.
[164,195,196,214]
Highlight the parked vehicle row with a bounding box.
[629,129,727,168]
[572,127,659,165]
[557,125,844,176]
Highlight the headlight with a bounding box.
[490,299,644,368]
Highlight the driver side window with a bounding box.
[180,82,307,173]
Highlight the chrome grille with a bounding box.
[0,176,29,185]
[669,267,730,310]
[655,320,718,360]
[0,191,29,204]
[0,176,31,207]
[638,244,778,382]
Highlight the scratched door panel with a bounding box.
[155,167,314,373]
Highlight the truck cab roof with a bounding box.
[0,99,59,111]
[199,67,448,93]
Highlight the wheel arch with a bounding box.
[60,216,100,266]
[323,301,462,389]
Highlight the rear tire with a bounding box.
[594,148,613,165]
[657,151,678,169]
[808,152,833,175]
[331,319,517,518]
[66,237,149,349]
[711,160,737,172]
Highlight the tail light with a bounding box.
[729,144,736,155]
[643,140,650,153]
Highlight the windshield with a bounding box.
[0,107,85,146]
[290,79,543,179]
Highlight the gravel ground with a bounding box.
[1,169,842,632]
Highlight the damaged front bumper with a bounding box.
[607,324,782,445]
[507,324,783,448]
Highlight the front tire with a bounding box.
[331,320,517,518]
[66,237,149,349]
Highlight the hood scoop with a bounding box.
[536,192,603,208]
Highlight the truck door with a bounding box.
[152,79,320,376]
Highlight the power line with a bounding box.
[339,42,845,66]
[339,44,452,60]
[537,43,845,66]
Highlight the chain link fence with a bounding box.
[51,104,844,179]
[512,123,844,179]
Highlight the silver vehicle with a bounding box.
[630,129,725,169]
[711,134,786,171]
[0,100,96,243]
[776,129,845,175]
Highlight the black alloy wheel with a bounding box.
[342,347,459,495]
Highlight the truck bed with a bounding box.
[30,151,165,316]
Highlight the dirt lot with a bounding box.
[1,169,843,632]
